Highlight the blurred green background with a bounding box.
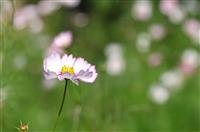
[1,0,200,131]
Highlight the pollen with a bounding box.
[61,65,74,74]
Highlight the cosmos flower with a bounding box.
[131,0,152,21]
[105,43,125,76]
[148,52,162,67]
[149,84,169,105]
[160,70,183,90]
[136,32,151,53]
[180,49,199,75]
[52,31,73,49]
[14,5,43,33]
[43,53,97,85]
[149,24,166,41]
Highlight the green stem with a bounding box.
[52,79,68,132]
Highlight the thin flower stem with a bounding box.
[52,79,68,132]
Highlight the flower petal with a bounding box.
[43,71,57,80]
[43,53,62,74]
[73,57,90,74]
[62,54,75,67]
[78,65,98,83]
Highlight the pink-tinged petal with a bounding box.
[62,54,75,67]
[43,71,57,80]
[73,57,91,73]
[78,65,98,83]
[43,53,62,74]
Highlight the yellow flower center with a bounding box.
[61,65,74,74]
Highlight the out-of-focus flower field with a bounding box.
[1,0,200,131]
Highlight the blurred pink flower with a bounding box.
[180,49,198,75]
[160,0,185,24]
[159,0,178,15]
[52,31,73,49]
[43,53,97,85]
[183,19,200,42]
[14,5,43,33]
[149,24,166,41]
[131,0,152,21]
[148,52,162,67]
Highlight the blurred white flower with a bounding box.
[105,43,123,58]
[160,0,185,24]
[149,24,166,41]
[131,0,152,21]
[13,54,27,70]
[168,6,185,24]
[37,0,60,16]
[57,0,81,8]
[148,52,162,67]
[14,5,44,33]
[106,58,125,76]
[0,0,12,23]
[71,12,89,28]
[182,19,200,43]
[160,70,183,90]
[105,43,125,76]
[43,53,98,85]
[136,33,151,53]
[180,49,199,75]
[150,84,169,105]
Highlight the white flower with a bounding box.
[105,43,125,76]
[136,33,151,53]
[56,0,81,8]
[131,0,152,21]
[43,53,97,85]
[150,84,169,105]
[160,70,183,90]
